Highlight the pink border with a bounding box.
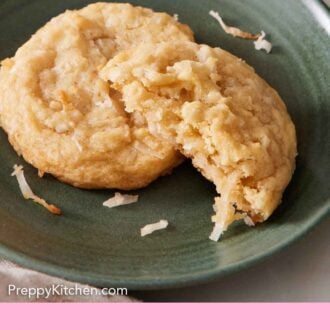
[1,303,329,329]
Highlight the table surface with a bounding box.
[132,219,330,302]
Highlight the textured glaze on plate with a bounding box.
[0,0,329,289]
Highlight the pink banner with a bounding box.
[0,303,329,329]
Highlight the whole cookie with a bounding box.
[101,41,297,238]
[0,3,192,189]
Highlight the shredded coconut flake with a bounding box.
[253,30,272,53]
[173,13,179,21]
[209,222,224,241]
[244,216,255,227]
[71,136,83,152]
[209,10,261,40]
[140,220,169,237]
[103,192,139,208]
[38,169,45,178]
[209,10,272,53]
[55,122,70,133]
[95,97,113,109]
[132,141,165,160]
[11,165,61,215]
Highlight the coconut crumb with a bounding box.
[209,10,261,40]
[11,165,61,215]
[244,216,256,227]
[71,135,83,152]
[140,220,169,237]
[38,169,45,178]
[209,222,224,242]
[253,30,272,53]
[103,192,139,208]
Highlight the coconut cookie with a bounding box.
[0,3,193,189]
[101,41,297,239]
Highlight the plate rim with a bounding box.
[0,206,328,290]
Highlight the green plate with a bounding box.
[0,0,329,290]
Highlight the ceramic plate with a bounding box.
[0,0,329,289]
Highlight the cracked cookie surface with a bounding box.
[101,41,297,238]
